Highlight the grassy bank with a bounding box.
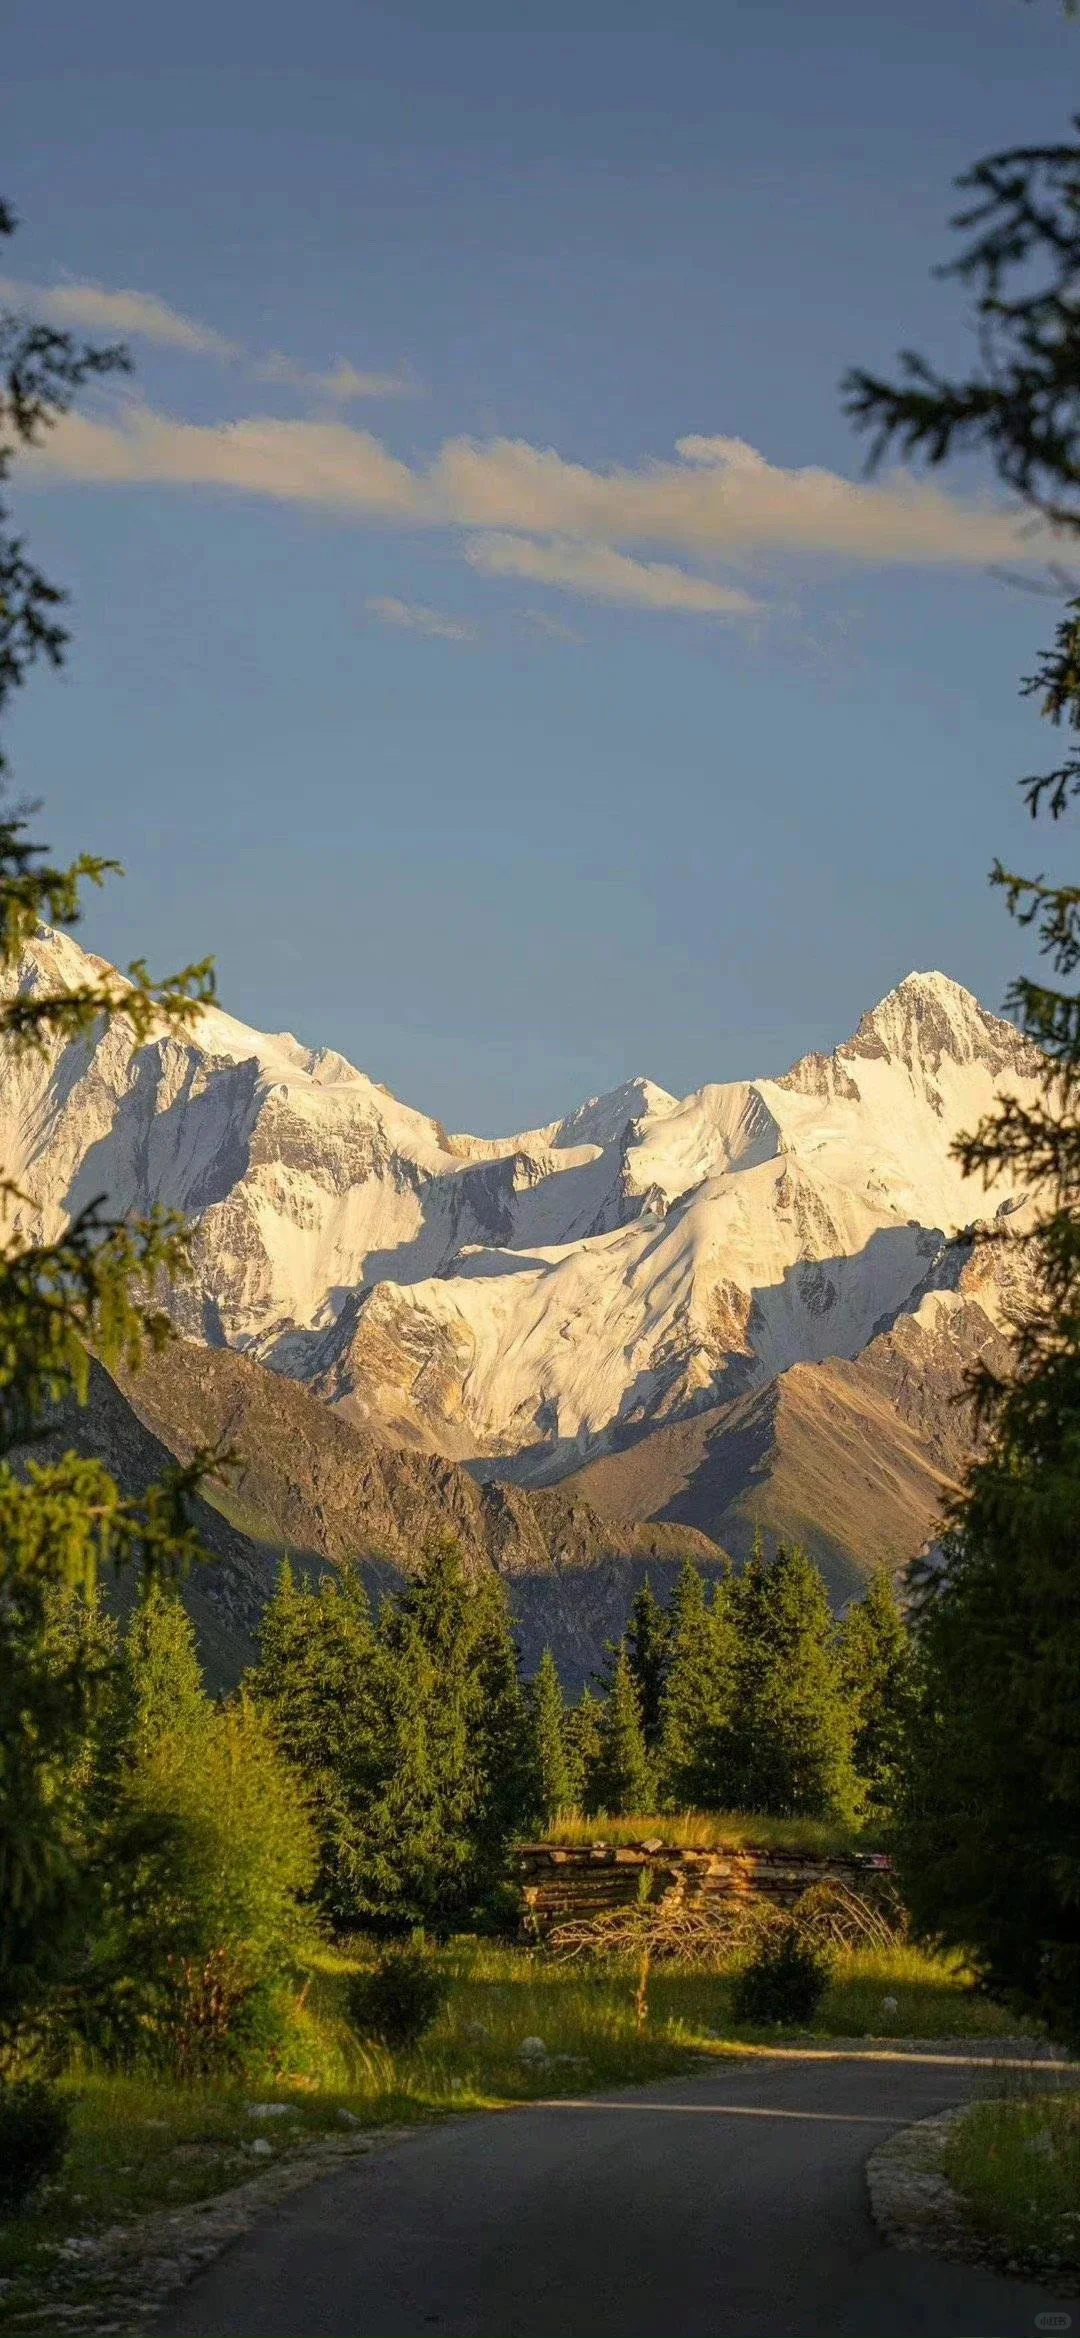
[942,2087,1080,2279]
[0,1934,1034,2330]
[539,1811,883,1856]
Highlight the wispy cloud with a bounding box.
[366,593,475,640]
[24,393,1047,625]
[252,354,418,403]
[0,275,415,401]
[465,533,759,615]
[0,274,240,359]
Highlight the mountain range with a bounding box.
[2,926,1040,1675]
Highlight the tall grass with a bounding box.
[943,2086,1080,2272]
[539,1810,882,1857]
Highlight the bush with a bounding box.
[730,1917,831,2028]
[346,1945,450,2048]
[0,2080,71,2216]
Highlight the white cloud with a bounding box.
[0,274,239,359]
[429,432,1030,566]
[0,276,416,402]
[366,594,475,640]
[252,354,418,402]
[31,403,421,516]
[465,533,759,615]
[25,397,1049,624]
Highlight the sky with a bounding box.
[3,0,1077,1131]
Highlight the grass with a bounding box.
[538,1810,883,1857]
[943,2086,1080,2275]
[0,1934,1034,2330]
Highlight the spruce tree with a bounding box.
[249,1561,388,1927]
[838,1571,913,1814]
[844,37,1080,2038]
[120,1583,212,1756]
[0,226,218,2065]
[564,1687,602,1814]
[656,1560,737,1811]
[526,1648,575,1825]
[725,1543,856,1820]
[625,1578,671,1750]
[587,1645,652,1817]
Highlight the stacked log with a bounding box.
[516,1841,887,1939]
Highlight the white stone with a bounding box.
[518,2037,549,2061]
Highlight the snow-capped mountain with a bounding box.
[0,927,1041,1485]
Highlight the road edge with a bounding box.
[866,2104,1080,2298]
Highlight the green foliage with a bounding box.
[625,1578,671,1749]
[525,1649,575,1825]
[0,2079,70,2214]
[345,1944,451,2048]
[730,1917,832,2029]
[563,1687,601,1812]
[838,1571,914,1811]
[0,217,227,2064]
[77,1602,317,2077]
[844,62,1080,2042]
[724,1543,856,1819]
[656,1560,737,1809]
[251,1540,533,1934]
[586,1645,652,1816]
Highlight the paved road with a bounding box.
[159,2053,1076,2338]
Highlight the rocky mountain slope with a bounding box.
[1,926,1040,1606]
[33,1339,724,1689]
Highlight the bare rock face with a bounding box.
[0,933,1043,1615]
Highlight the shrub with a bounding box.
[731,1916,831,2027]
[0,2080,71,2215]
[346,1945,450,2048]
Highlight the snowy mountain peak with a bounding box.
[0,927,1044,1479]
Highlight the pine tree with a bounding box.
[121,1583,212,1756]
[838,1572,913,1813]
[249,1560,388,1927]
[526,1648,575,1825]
[656,1560,737,1810]
[587,1645,652,1817]
[844,50,1080,2036]
[564,1687,602,1813]
[625,1578,671,1750]
[0,218,220,2065]
[725,1543,856,1820]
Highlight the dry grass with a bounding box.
[538,1810,881,1857]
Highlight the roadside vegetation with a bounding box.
[942,2086,1080,2282]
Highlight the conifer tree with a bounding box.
[725,1543,856,1819]
[0,223,219,2064]
[120,1583,212,1756]
[587,1645,652,1817]
[249,1561,388,1927]
[844,34,1080,2035]
[625,1578,671,1750]
[526,1648,575,1825]
[838,1571,913,1813]
[564,1686,602,1812]
[656,1560,737,1810]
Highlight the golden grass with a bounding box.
[538,1810,881,1857]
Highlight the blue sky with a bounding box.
[4,0,1076,1129]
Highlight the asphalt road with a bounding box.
[158,2052,1076,2338]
